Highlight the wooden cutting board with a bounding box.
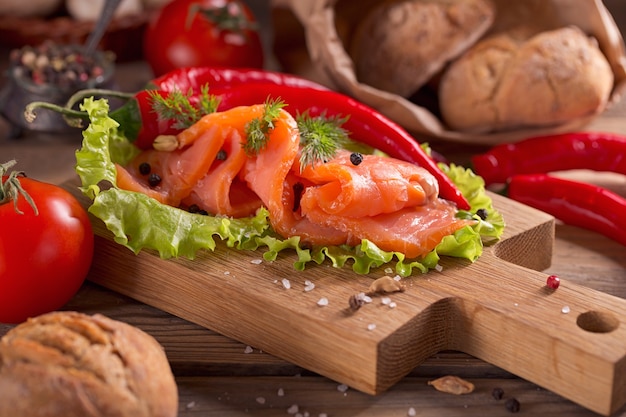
[70,183,626,417]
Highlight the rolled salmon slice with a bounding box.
[116,123,227,206]
[296,151,474,258]
[183,127,262,217]
[242,110,350,246]
[298,151,439,218]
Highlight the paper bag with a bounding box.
[271,0,626,145]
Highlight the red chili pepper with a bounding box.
[211,83,470,209]
[472,132,626,185]
[150,66,329,92]
[507,173,626,246]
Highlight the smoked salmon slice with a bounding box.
[298,150,439,217]
[183,127,262,217]
[116,104,474,260]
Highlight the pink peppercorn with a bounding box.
[546,275,560,290]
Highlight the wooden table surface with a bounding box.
[2,57,626,416]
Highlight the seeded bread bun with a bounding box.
[348,0,496,98]
[0,311,178,417]
[439,26,615,133]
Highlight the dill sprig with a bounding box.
[296,110,350,171]
[149,84,220,130]
[243,97,286,155]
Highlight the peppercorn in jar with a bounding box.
[0,41,115,135]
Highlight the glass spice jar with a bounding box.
[0,41,116,136]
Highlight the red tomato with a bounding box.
[143,0,265,77]
[0,175,94,324]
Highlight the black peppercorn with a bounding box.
[216,149,227,161]
[492,387,504,400]
[139,162,151,176]
[187,204,208,216]
[476,208,488,220]
[505,398,520,413]
[349,152,363,166]
[148,173,162,187]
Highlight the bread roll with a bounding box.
[439,26,614,133]
[349,0,496,97]
[0,311,178,417]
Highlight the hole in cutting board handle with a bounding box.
[576,310,620,333]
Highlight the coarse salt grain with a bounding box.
[224,271,230,275]
[384,267,394,274]
[356,293,373,303]
[435,263,443,272]
[277,388,285,396]
[186,401,196,409]
[381,297,391,305]
[367,323,376,331]
[389,302,397,308]
[244,346,253,354]
[256,397,266,404]
[282,278,291,289]
[393,275,402,281]
[287,404,299,414]
[317,297,329,306]
[304,280,315,292]
[251,259,263,265]
[319,414,328,417]
[337,384,349,393]
[562,305,571,314]
[408,407,416,416]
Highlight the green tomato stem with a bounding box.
[0,160,38,215]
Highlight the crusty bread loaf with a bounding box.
[0,311,178,417]
[349,0,495,97]
[439,26,614,133]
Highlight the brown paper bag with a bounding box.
[271,0,626,145]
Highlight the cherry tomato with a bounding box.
[143,0,265,77]
[0,170,94,324]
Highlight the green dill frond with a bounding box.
[296,110,350,170]
[243,97,286,155]
[149,85,219,130]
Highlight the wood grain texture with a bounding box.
[62,179,626,416]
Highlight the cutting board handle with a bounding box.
[426,254,626,416]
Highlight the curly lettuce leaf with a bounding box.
[75,98,504,276]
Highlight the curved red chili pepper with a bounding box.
[507,174,626,246]
[472,132,626,185]
[211,83,470,209]
[150,66,329,92]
